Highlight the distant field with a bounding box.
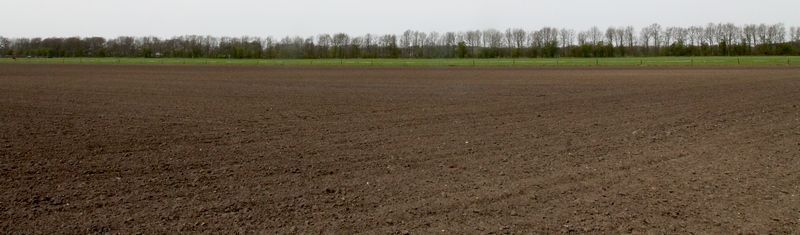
[1,56,799,67]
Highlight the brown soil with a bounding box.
[1,64,800,233]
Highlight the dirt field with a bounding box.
[1,64,799,233]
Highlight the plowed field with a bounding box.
[1,65,799,233]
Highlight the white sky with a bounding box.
[3,0,799,38]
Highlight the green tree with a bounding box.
[456,41,468,58]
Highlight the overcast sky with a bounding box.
[3,0,799,38]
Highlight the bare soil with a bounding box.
[1,64,800,233]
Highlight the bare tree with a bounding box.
[379,34,398,58]
[504,29,515,53]
[413,31,427,57]
[662,27,673,48]
[742,24,757,53]
[719,23,740,52]
[648,24,663,53]
[605,27,616,46]
[559,28,575,57]
[588,26,602,45]
[444,32,456,47]
[640,24,659,55]
[465,30,481,56]
[2,22,796,59]
[484,29,504,47]
[400,30,413,48]
[767,23,786,44]
[316,34,332,58]
[756,24,768,46]
[84,37,106,57]
[688,26,703,47]
[482,29,502,48]
[400,30,415,57]
[0,36,10,56]
[425,31,440,58]
[513,29,527,48]
[332,33,349,58]
[613,27,625,56]
[530,30,544,53]
[623,26,636,55]
[506,28,526,57]
[577,31,588,46]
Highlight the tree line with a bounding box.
[2,23,799,59]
